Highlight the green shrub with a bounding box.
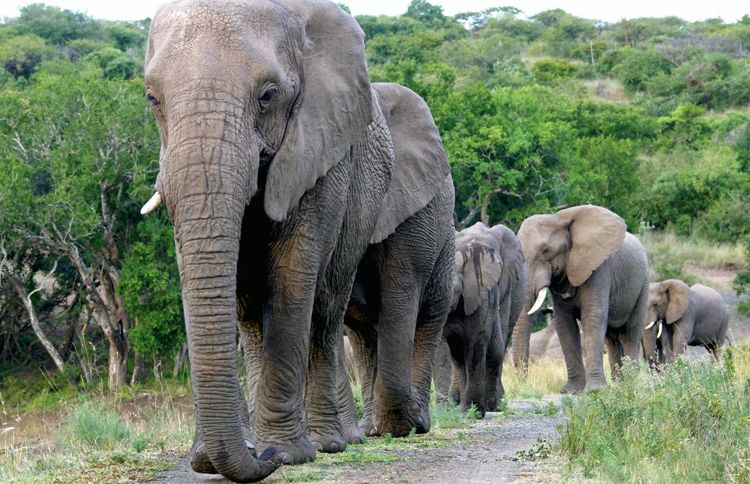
[60,401,131,450]
[560,357,750,482]
[532,59,577,84]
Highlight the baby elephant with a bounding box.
[442,222,527,417]
[643,279,729,367]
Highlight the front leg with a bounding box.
[554,303,586,394]
[580,301,609,392]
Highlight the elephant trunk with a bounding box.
[168,136,275,481]
[511,308,532,369]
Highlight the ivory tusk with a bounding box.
[657,322,663,339]
[140,192,162,215]
[528,287,549,315]
[645,320,656,330]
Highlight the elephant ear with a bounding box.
[458,223,504,315]
[557,205,626,287]
[264,1,372,221]
[369,83,451,243]
[663,279,690,324]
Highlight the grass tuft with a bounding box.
[59,401,131,450]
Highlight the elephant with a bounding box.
[437,222,527,417]
[338,83,455,439]
[642,280,729,367]
[512,205,649,393]
[141,1,450,481]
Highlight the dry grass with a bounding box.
[579,78,627,103]
[641,230,745,272]
[503,359,568,399]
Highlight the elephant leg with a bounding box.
[580,300,609,392]
[604,335,623,380]
[410,239,452,429]
[372,286,423,437]
[555,308,586,394]
[433,338,453,404]
[671,324,689,359]
[620,285,648,374]
[334,333,365,444]
[346,322,378,436]
[238,318,264,432]
[464,336,488,418]
[306,285,354,454]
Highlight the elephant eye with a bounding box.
[258,87,279,109]
[146,91,160,108]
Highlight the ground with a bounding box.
[157,396,567,484]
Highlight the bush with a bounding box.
[694,194,750,243]
[531,59,578,84]
[560,354,750,482]
[60,401,131,450]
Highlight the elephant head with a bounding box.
[517,205,626,315]
[452,223,504,316]
[643,279,690,360]
[141,1,370,480]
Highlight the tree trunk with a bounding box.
[173,342,188,378]
[6,272,65,373]
[131,351,146,385]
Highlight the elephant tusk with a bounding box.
[140,192,162,215]
[528,287,549,315]
[657,322,663,338]
[645,320,656,330]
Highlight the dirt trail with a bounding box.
[155,396,566,484]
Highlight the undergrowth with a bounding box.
[560,344,750,482]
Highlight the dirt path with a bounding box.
[154,396,566,483]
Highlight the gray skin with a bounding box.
[513,205,649,393]
[642,280,729,367]
[143,1,450,481]
[436,223,527,417]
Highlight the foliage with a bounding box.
[560,354,750,482]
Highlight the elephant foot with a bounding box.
[358,415,378,437]
[307,420,348,454]
[342,420,365,444]
[190,438,260,475]
[584,378,607,393]
[373,401,431,437]
[257,434,317,466]
[560,379,586,395]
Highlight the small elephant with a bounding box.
[142,1,450,480]
[440,222,527,417]
[642,280,729,367]
[512,205,649,393]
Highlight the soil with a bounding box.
[155,396,568,484]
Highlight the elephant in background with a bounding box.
[343,83,455,438]
[439,222,527,417]
[513,205,649,393]
[142,1,450,480]
[642,280,729,367]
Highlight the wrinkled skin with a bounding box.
[642,280,729,368]
[513,205,649,393]
[436,223,527,418]
[143,1,449,481]
[341,84,455,438]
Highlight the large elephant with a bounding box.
[141,1,449,481]
[439,222,527,417]
[642,280,729,367]
[512,205,649,393]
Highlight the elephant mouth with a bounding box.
[259,148,274,167]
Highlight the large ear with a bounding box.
[458,223,504,315]
[557,205,626,287]
[369,82,451,243]
[264,1,372,221]
[663,279,690,324]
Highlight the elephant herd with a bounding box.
[136,1,731,481]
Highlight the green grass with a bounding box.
[641,230,746,274]
[559,344,750,482]
[58,401,131,449]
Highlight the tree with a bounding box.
[0,65,159,389]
